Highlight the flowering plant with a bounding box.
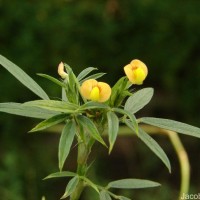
[0,55,200,200]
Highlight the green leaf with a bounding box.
[0,103,59,119]
[140,117,200,138]
[125,119,171,172]
[113,108,138,134]
[124,88,154,114]
[110,77,127,95]
[61,176,79,199]
[44,171,76,180]
[64,64,79,104]
[107,111,119,153]
[59,120,76,171]
[65,65,76,91]
[107,178,160,189]
[77,67,97,81]
[62,88,68,101]
[0,55,49,100]
[29,114,68,132]
[80,176,99,193]
[137,126,171,172]
[77,115,106,147]
[37,73,66,88]
[24,100,79,113]
[80,101,109,110]
[99,190,112,200]
[80,73,106,83]
[118,196,131,200]
[109,77,129,107]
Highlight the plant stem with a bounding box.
[70,140,91,200]
[70,180,84,200]
[167,131,190,200]
[49,124,190,200]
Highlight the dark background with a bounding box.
[0,0,200,199]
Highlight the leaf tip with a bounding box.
[108,144,114,154]
[168,166,172,174]
[43,176,48,180]
[59,167,62,173]
[28,128,36,133]
[60,194,66,200]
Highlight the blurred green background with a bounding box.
[0,0,200,199]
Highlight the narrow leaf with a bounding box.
[107,178,160,189]
[30,114,67,132]
[140,117,200,138]
[24,100,79,113]
[80,176,99,193]
[136,125,171,172]
[118,196,131,200]
[80,73,106,83]
[80,101,109,110]
[61,176,79,199]
[77,67,97,81]
[77,115,106,147]
[107,111,119,153]
[64,64,79,104]
[113,108,138,134]
[109,77,129,107]
[62,88,68,101]
[44,171,76,180]
[0,55,49,100]
[37,73,66,88]
[126,118,171,172]
[0,103,59,119]
[124,88,154,114]
[59,120,76,171]
[99,190,112,200]
[66,65,76,91]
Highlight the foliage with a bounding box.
[0,1,200,199]
[0,0,200,119]
[1,55,200,199]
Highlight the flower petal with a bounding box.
[124,64,134,83]
[80,79,98,99]
[98,82,112,102]
[90,86,100,101]
[58,62,68,79]
[124,59,148,85]
[130,59,148,76]
[133,67,146,85]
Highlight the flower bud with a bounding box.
[80,79,111,102]
[124,59,148,85]
[58,62,68,79]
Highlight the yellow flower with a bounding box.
[80,79,111,102]
[124,59,148,85]
[58,62,68,79]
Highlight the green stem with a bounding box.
[70,139,92,200]
[70,180,84,200]
[168,131,190,200]
[50,124,190,200]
